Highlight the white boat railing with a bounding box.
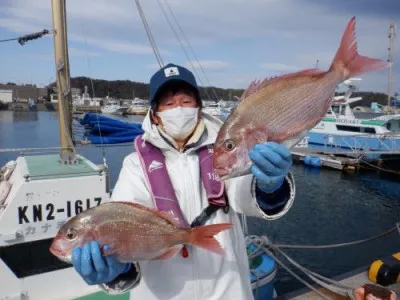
[319,133,400,155]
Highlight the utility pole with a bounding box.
[51,0,76,164]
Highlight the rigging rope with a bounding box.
[134,0,164,68]
[162,0,221,102]
[274,223,399,249]
[155,0,213,101]
[81,23,111,189]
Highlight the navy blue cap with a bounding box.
[149,63,199,107]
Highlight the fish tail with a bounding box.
[186,223,232,255]
[330,16,390,79]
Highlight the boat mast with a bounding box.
[387,21,395,113]
[51,0,76,163]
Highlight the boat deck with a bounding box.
[278,265,399,299]
[24,154,102,180]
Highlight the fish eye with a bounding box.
[224,140,236,151]
[66,228,77,240]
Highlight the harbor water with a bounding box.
[1,110,399,295]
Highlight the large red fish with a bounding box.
[49,201,232,263]
[213,17,390,180]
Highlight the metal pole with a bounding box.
[51,0,76,163]
[387,21,395,113]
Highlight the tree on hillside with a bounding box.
[47,77,395,107]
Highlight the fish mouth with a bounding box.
[218,167,252,181]
[49,246,71,264]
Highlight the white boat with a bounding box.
[127,98,149,115]
[307,80,400,151]
[202,101,223,117]
[101,104,129,115]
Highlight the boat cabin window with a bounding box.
[332,105,340,115]
[363,127,376,134]
[0,238,70,278]
[336,125,361,132]
[335,125,376,134]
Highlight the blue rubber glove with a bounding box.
[72,241,131,285]
[249,142,292,193]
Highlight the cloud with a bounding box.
[261,63,300,72]
[185,60,230,71]
[69,47,100,57]
[25,47,100,61]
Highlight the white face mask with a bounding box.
[156,107,199,140]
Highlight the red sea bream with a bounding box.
[213,17,390,180]
[50,201,232,263]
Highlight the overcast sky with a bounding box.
[0,0,398,95]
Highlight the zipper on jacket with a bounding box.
[180,152,199,300]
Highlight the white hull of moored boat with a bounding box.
[101,105,129,116]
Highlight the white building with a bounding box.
[0,89,13,103]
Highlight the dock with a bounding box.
[291,144,400,177]
[291,147,359,171]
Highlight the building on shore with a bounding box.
[0,83,49,102]
[0,89,13,103]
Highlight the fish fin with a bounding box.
[253,130,268,144]
[282,129,310,149]
[112,201,180,226]
[239,79,260,101]
[239,69,325,102]
[279,117,323,149]
[154,246,182,260]
[330,16,390,78]
[152,210,181,227]
[186,223,232,255]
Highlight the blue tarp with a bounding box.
[391,100,400,106]
[80,113,144,144]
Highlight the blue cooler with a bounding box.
[247,242,277,299]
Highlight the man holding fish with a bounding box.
[50,16,390,300]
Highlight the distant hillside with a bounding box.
[49,76,245,101]
[48,76,395,107]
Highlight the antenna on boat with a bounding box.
[51,0,77,164]
[387,21,395,113]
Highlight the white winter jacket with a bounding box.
[101,111,296,300]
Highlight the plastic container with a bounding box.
[247,242,277,300]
